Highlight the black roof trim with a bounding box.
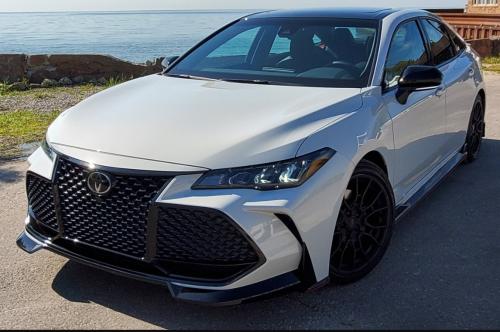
[247,7,398,20]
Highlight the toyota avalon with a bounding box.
[17,8,486,305]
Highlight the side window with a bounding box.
[270,34,291,54]
[384,21,429,89]
[421,19,455,65]
[446,25,467,54]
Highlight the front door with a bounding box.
[382,20,448,203]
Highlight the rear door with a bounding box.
[382,20,448,202]
[419,18,478,153]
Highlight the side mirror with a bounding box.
[161,56,179,70]
[396,65,443,104]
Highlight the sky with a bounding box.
[0,0,466,13]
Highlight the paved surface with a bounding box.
[1,75,499,330]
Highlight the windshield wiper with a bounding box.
[220,78,301,86]
[220,78,271,84]
[165,73,218,81]
[166,75,301,86]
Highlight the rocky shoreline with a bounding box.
[0,54,164,88]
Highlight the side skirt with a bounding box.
[395,152,466,222]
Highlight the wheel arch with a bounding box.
[478,89,486,108]
[359,150,388,176]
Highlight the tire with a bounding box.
[329,160,395,284]
[464,95,485,163]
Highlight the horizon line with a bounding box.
[0,6,465,14]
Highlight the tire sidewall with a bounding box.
[330,160,395,284]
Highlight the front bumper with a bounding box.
[17,220,300,305]
[20,146,353,304]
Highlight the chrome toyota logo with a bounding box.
[87,171,112,195]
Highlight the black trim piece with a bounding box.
[144,205,160,262]
[18,225,300,306]
[275,214,303,242]
[275,214,318,289]
[396,152,465,222]
[144,180,173,262]
[168,271,301,306]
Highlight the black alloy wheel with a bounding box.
[330,160,394,283]
[465,96,485,163]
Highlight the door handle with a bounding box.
[435,85,446,97]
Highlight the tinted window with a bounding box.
[167,18,379,88]
[446,25,467,53]
[208,27,260,58]
[421,19,455,65]
[384,21,429,88]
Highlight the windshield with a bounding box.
[166,17,379,88]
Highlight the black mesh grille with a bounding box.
[156,206,260,265]
[55,158,170,258]
[26,174,58,231]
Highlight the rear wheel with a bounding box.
[464,96,485,163]
[329,160,394,284]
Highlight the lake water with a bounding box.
[0,11,253,63]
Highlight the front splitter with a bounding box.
[16,225,300,306]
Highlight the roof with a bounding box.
[248,7,399,20]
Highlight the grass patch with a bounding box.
[483,56,500,64]
[0,110,61,159]
[33,90,55,99]
[482,56,500,73]
[0,83,10,96]
[104,76,127,88]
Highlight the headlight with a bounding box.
[192,148,335,190]
[41,138,55,160]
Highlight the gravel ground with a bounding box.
[0,85,104,113]
[0,74,499,329]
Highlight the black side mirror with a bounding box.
[396,65,443,104]
[161,56,179,71]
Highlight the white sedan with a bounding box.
[17,7,486,305]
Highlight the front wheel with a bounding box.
[464,95,485,163]
[329,160,394,284]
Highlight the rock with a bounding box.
[29,83,42,89]
[88,78,98,85]
[28,54,49,67]
[41,78,59,88]
[72,76,84,84]
[0,54,27,83]
[97,77,108,85]
[7,81,29,91]
[26,54,163,84]
[59,77,73,86]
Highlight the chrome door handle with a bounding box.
[435,86,446,97]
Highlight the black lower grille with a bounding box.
[26,174,58,231]
[156,206,260,265]
[55,158,170,258]
[25,156,264,282]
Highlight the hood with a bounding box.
[48,74,362,169]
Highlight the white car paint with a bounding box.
[24,9,485,298]
[47,75,362,170]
